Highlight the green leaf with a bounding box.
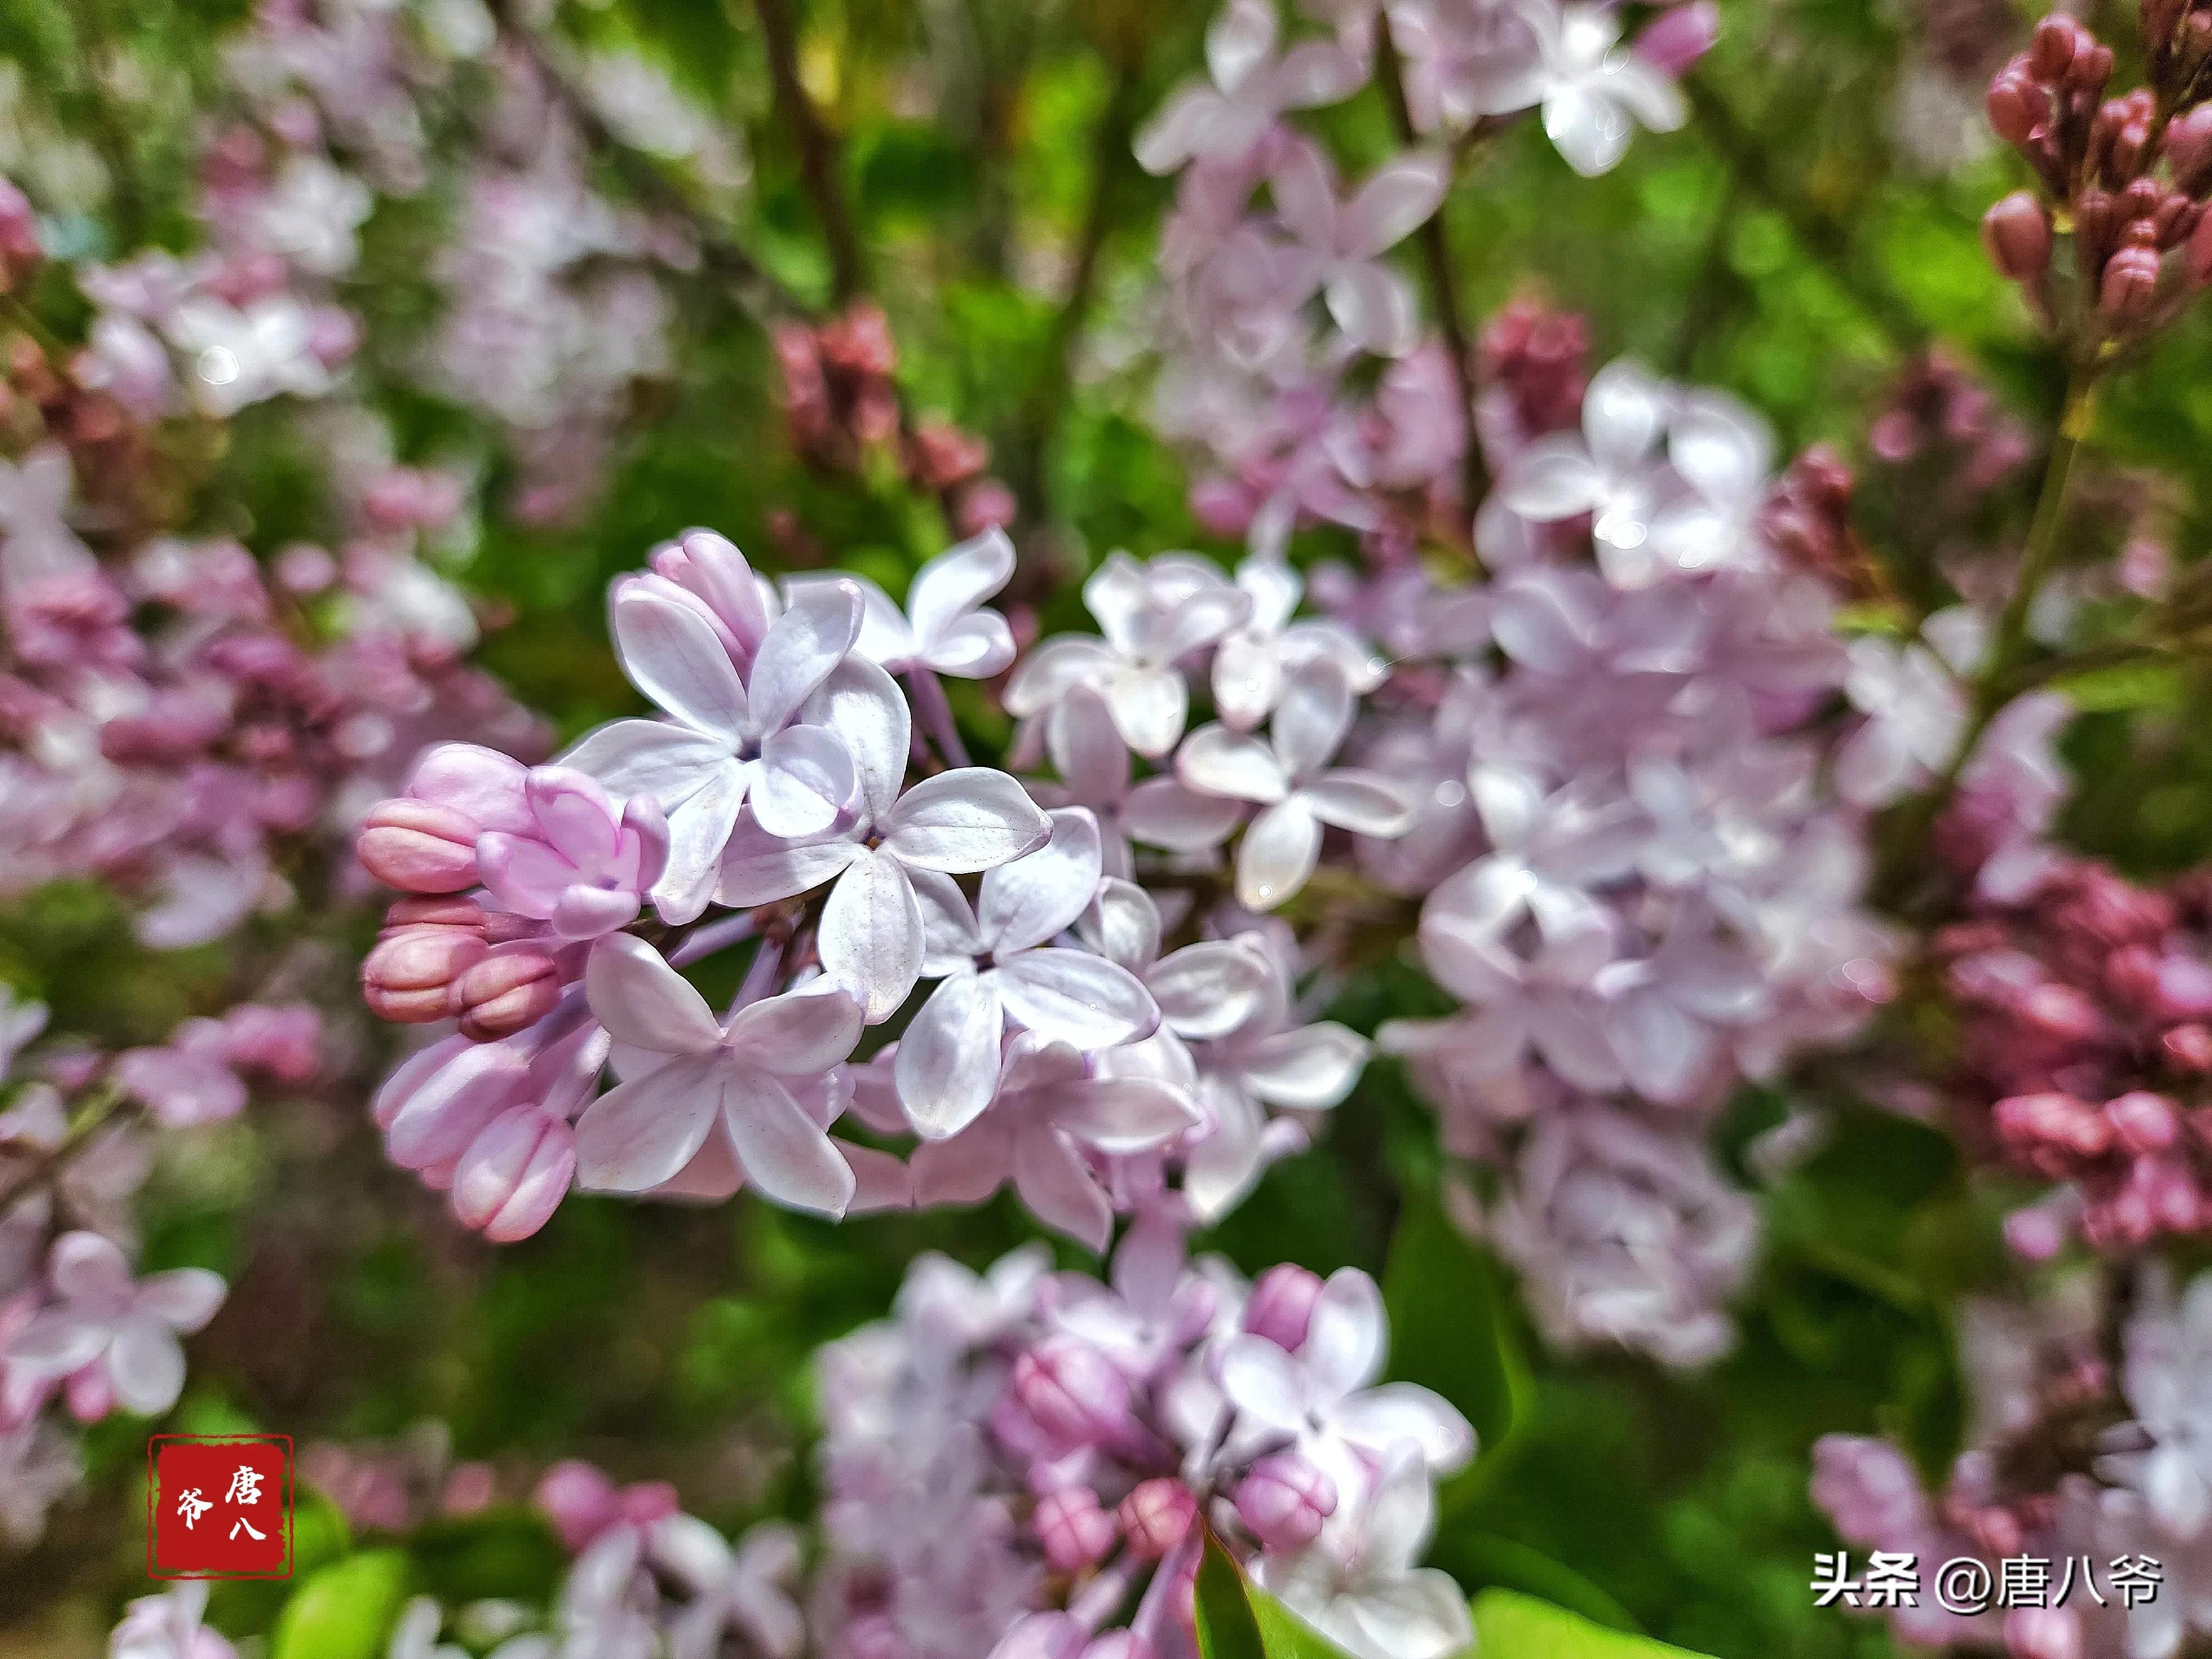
[1380,1188,1531,1460]
[1473,1589,1718,1658]
[1434,1535,1641,1633]
[1250,1585,1363,1658]
[2051,658,2188,713]
[269,1549,410,1659]
[1192,1527,1266,1659]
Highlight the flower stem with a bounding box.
[0,1088,132,1220]
[752,0,867,305]
[1372,15,1493,542]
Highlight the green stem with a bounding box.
[752,0,867,305]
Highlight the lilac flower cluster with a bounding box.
[812,1216,1476,1659]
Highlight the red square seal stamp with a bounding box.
[147,1434,294,1579]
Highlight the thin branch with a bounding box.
[752,0,867,305]
[1874,378,2095,903]
[1682,75,1928,357]
[0,1091,132,1220]
[1373,15,1493,540]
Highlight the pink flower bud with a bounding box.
[536,1460,620,1552]
[2106,1091,2179,1155]
[1011,1338,1133,1449]
[1986,70,2043,146]
[451,951,562,1042]
[451,1104,576,1241]
[442,1462,497,1514]
[221,1003,321,1082]
[1244,1265,1323,1351]
[1234,1453,1339,1553]
[2169,106,2212,191]
[2100,244,2162,320]
[404,742,531,836]
[1117,1478,1196,1562]
[385,895,491,933]
[2166,1025,2212,1071]
[1033,1486,1119,1572]
[1982,192,2053,279]
[2028,17,2079,80]
[357,798,483,893]
[1634,1,1719,76]
[363,925,489,1023]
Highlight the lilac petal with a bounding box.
[385,1041,532,1171]
[1241,1021,1368,1109]
[573,1052,726,1192]
[724,1071,857,1217]
[752,726,857,839]
[552,883,645,940]
[818,851,925,1024]
[790,570,910,666]
[1212,630,1282,731]
[1342,151,1450,258]
[649,1115,745,1201]
[725,978,865,1073]
[907,867,987,963]
[612,588,749,741]
[562,720,734,806]
[107,1318,187,1416]
[1269,134,1339,248]
[1148,940,1271,1039]
[134,1269,226,1334]
[843,1142,914,1213]
[1499,435,1606,521]
[1307,1269,1386,1397]
[1053,1078,1199,1154]
[995,950,1160,1050]
[980,808,1104,954]
[1235,799,1322,910]
[5,1311,109,1379]
[1107,665,1189,759]
[1582,357,1670,469]
[894,972,1005,1140]
[1134,85,1218,174]
[407,743,531,833]
[526,768,620,868]
[1272,658,1353,780]
[884,768,1051,873]
[1161,582,1254,660]
[1047,685,1130,802]
[1333,1383,1477,1472]
[452,1109,575,1241]
[476,833,578,920]
[1178,723,1290,805]
[1004,635,1115,717]
[923,611,1016,678]
[586,933,723,1055]
[909,528,1014,644]
[1489,571,1598,672]
[1122,779,1245,850]
[805,656,909,822]
[1604,992,1713,1103]
[1084,877,1162,971]
[1326,260,1421,357]
[748,581,862,735]
[1219,1333,1309,1431]
[49,1230,133,1303]
[1206,0,1277,92]
[911,1123,1013,1206]
[1013,1129,1113,1251]
[1301,772,1417,837]
[716,816,860,906]
[1276,39,1368,107]
[655,764,750,924]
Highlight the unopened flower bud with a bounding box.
[1033,1486,1119,1572]
[385,895,489,935]
[451,951,562,1042]
[358,798,482,893]
[363,925,489,1023]
[1234,1453,1339,1553]
[1986,70,2044,147]
[1983,192,2053,279]
[2100,242,2163,319]
[2105,1091,2179,1154]
[2189,206,2212,283]
[2166,1024,2212,1071]
[451,1103,575,1241]
[1633,0,1719,75]
[1011,1338,1134,1448]
[2029,16,2079,81]
[2169,106,2212,191]
[1244,1264,1323,1351]
[1117,1478,1197,1561]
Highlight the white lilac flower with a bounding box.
[1212,556,1387,732]
[787,529,1019,680]
[718,653,1050,1021]
[1004,552,1253,758]
[1134,0,1369,174]
[109,1581,236,1659]
[1270,137,1451,357]
[573,935,865,1215]
[6,1232,226,1417]
[566,576,866,921]
[894,809,1160,1139]
[1496,357,1673,575]
[0,443,98,597]
[1531,2,1687,178]
[1032,684,1246,879]
[1178,656,1418,910]
[651,1516,807,1659]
